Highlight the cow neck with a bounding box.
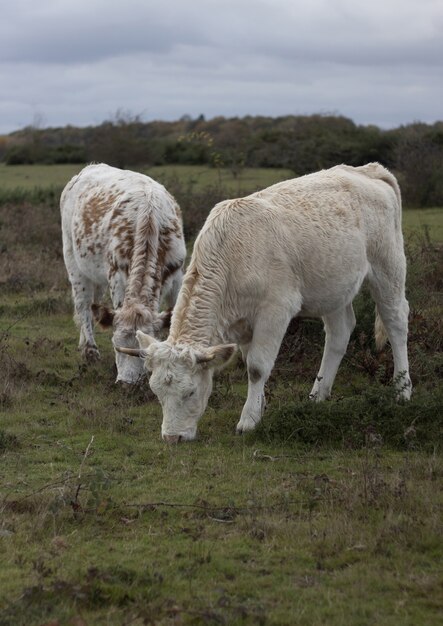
[169,263,225,347]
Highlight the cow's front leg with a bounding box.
[236,304,297,433]
[236,369,267,432]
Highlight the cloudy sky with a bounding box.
[1,0,442,134]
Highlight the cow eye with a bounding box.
[184,390,195,400]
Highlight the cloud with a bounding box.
[0,0,442,133]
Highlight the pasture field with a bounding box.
[0,171,442,625]
[0,163,293,196]
[1,162,441,241]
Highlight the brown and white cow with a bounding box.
[60,163,186,384]
[118,163,412,441]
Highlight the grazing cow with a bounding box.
[117,163,411,441]
[61,163,186,384]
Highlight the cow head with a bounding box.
[92,304,171,384]
[117,330,236,441]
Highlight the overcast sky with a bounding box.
[1,0,442,134]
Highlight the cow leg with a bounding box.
[368,269,411,399]
[309,304,356,401]
[236,306,296,433]
[63,249,99,361]
[72,279,99,361]
[94,284,106,305]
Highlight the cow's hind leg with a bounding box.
[76,284,100,362]
[309,304,356,401]
[368,266,411,400]
[71,275,100,362]
[237,302,299,433]
[63,240,100,361]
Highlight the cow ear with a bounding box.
[196,344,237,368]
[92,304,115,328]
[136,330,159,350]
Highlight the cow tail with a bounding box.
[374,306,388,351]
[125,188,159,307]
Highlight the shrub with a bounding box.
[256,382,443,449]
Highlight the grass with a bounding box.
[402,208,443,243]
[0,163,83,190]
[0,168,442,624]
[1,325,441,625]
[143,164,294,195]
[0,163,293,197]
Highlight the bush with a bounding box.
[394,125,443,206]
[44,144,86,164]
[5,144,37,165]
[256,383,443,449]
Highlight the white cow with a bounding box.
[118,163,411,441]
[60,163,186,384]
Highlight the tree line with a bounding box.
[1,112,442,206]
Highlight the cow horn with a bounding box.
[114,345,147,358]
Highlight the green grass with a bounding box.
[143,164,294,195]
[0,163,83,190]
[403,208,443,243]
[0,163,293,196]
[0,314,443,625]
[0,175,442,624]
[1,163,441,241]
[0,309,442,625]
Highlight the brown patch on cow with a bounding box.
[113,219,132,238]
[161,219,183,239]
[92,303,115,328]
[115,232,135,262]
[82,194,119,235]
[111,207,123,221]
[229,318,253,344]
[248,366,262,383]
[112,217,135,263]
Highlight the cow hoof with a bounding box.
[163,434,181,444]
[82,346,100,362]
[236,417,257,434]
